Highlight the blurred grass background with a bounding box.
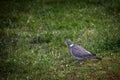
[0,0,120,80]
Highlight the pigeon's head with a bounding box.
[66,39,74,47]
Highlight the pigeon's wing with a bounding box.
[71,45,93,57]
[70,47,83,58]
[70,46,84,60]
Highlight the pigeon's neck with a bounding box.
[69,44,74,47]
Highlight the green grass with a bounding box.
[0,0,120,80]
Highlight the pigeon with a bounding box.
[66,39,102,61]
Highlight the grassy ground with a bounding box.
[0,0,120,80]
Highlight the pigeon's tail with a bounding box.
[94,56,102,60]
[86,55,102,60]
[90,53,102,60]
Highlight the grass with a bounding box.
[0,0,120,80]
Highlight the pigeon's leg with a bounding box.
[77,58,84,65]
